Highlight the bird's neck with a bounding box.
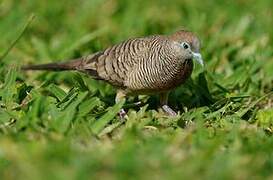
[160,57,193,89]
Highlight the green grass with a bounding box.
[0,0,273,179]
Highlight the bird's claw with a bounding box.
[162,105,177,116]
[118,108,127,121]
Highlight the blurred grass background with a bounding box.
[0,0,273,179]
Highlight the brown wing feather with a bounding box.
[87,37,150,87]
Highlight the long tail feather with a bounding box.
[21,59,83,71]
[22,57,102,79]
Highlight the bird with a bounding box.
[22,30,204,116]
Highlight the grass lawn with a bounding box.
[0,0,273,179]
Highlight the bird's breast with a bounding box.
[161,59,193,90]
[126,59,193,92]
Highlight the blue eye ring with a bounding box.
[182,42,190,49]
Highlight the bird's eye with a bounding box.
[182,42,190,49]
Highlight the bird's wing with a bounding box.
[83,37,153,87]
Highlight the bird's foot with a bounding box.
[118,108,128,121]
[162,105,177,116]
[133,101,142,106]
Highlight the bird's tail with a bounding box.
[22,52,103,79]
[21,58,83,71]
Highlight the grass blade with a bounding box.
[0,14,35,62]
[91,99,125,135]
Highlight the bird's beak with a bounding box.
[192,52,204,66]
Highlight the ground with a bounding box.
[0,0,273,179]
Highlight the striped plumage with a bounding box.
[22,30,203,116]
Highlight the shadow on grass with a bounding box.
[140,71,215,113]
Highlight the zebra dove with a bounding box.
[22,30,204,116]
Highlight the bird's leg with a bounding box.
[159,92,177,116]
[115,89,128,120]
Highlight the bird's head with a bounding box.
[169,30,204,66]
